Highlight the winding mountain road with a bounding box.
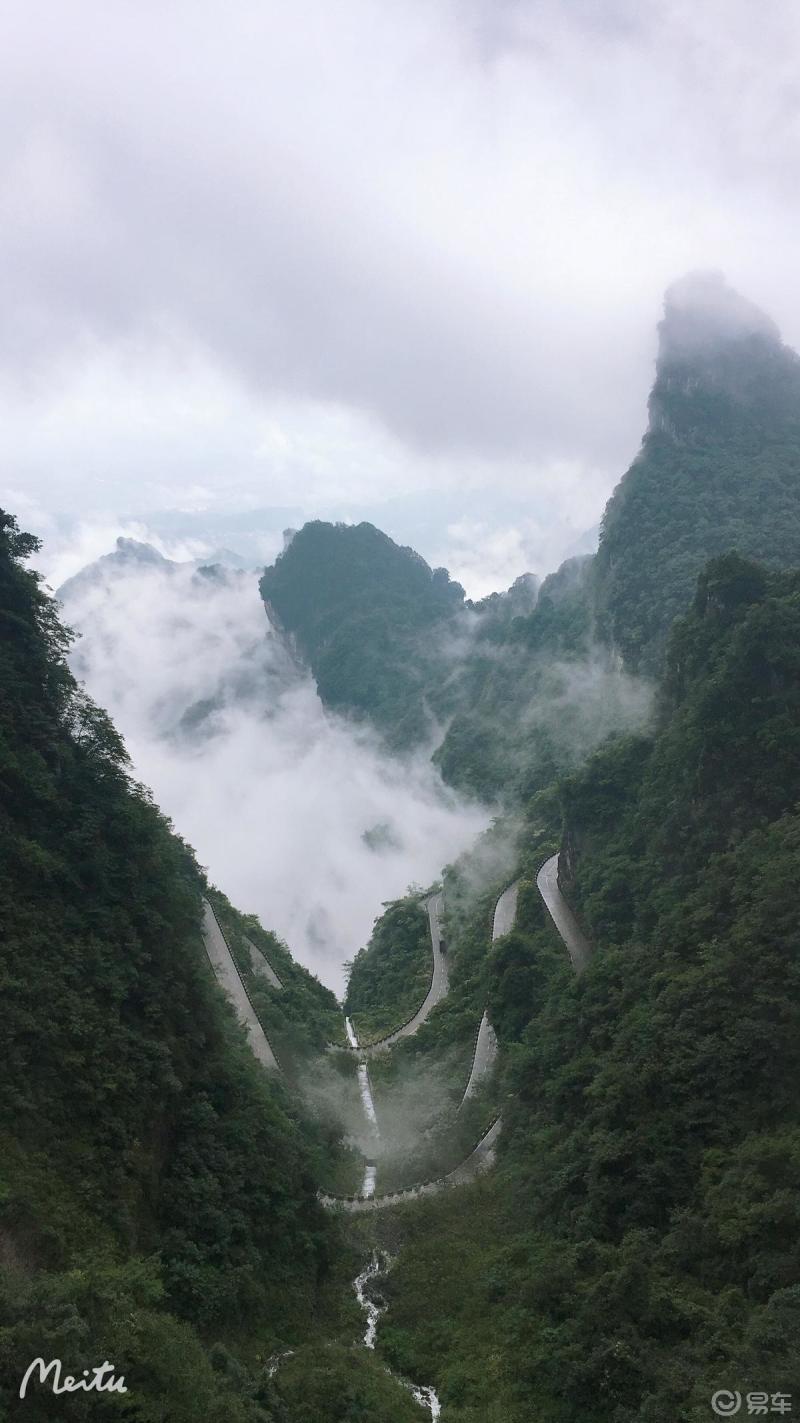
[201,899,280,1071]
[319,1116,502,1213]
[324,858,595,1209]
[536,854,592,973]
[460,1011,498,1106]
[201,850,592,1213]
[334,892,449,1056]
[492,880,519,940]
[327,878,522,1207]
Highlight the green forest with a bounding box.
[366,554,800,1419]
[0,512,421,1421]
[259,521,468,749]
[345,898,432,1042]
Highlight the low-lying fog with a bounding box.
[58,548,489,992]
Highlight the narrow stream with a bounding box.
[357,1063,379,1131]
[353,1251,441,1419]
[345,1014,380,1195]
[354,1250,388,1347]
[347,1011,441,1416]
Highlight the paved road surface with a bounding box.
[460,1011,498,1106]
[536,854,592,973]
[492,880,520,940]
[245,937,283,990]
[320,1117,501,1213]
[201,900,280,1071]
[460,880,518,1106]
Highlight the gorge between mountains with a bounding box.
[4,273,800,1420]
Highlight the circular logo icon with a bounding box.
[712,1392,742,1416]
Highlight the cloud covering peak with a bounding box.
[659,271,781,360]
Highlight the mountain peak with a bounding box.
[658,270,780,363]
[114,536,169,564]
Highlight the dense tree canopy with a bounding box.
[380,555,800,1420]
[0,511,366,1419]
[260,521,467,747]
[345,897,432,1042]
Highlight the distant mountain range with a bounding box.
[56,535,255,602]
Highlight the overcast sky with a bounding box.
[3,0,800,592]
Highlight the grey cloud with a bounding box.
[3,0,800,483]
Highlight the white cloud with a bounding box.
[59,553,488,991]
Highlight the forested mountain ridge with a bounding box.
[380,552,800,1419]
[259,519,538,752]
[260,520,470,748]
[434,274,800,794]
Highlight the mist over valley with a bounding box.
[4,5,800,1416]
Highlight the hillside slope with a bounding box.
[0,512,349,1420]
[379,554,800,1420]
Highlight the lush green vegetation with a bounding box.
[260,521,467,748]
[0,511,419,1420]
[209,889,346,1065]
[375,555,800,1420]
[345,898,432,1041]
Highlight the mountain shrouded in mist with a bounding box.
[56,534,488,991]
[593,271,800,671]
[261,277,800,801]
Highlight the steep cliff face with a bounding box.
[260,519,482,749]
[435,275,800,793]
[592,272,800,672]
